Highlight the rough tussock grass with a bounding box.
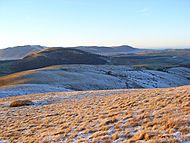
[0,86,189,142]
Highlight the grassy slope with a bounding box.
[0,86,189,142]
[1,65,190,92]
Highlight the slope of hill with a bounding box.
[0,65,189,97]
[0,86,189,142]
[0,45,46,60]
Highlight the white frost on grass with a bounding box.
[0,84,71,98]
[0,65,190,97]
[167,67,190,79]
[0,140,9,143]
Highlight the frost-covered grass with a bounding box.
[0,86,189,142]
[0,84,71,98]
[0,65,190,97]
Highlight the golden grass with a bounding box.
[0,65,61,87]
[0,86,189,142]
[0,70,34,87]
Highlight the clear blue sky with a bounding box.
[0,0,190,49]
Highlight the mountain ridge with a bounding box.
[0,45,140,60]
[0,45,46,60]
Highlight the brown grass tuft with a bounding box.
[10,100,33,107]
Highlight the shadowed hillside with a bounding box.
[0,47,107,75]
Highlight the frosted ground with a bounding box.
[0,86,189,142]
[0,65,190,97]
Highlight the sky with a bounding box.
[0,0,190,49]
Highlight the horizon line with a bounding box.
[0,44,190,50]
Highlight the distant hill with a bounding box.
[0,45,46,60]
[0,45,141,60]
[76,45,142,56]
[5,47,107,74]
